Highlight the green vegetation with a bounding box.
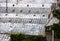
[52,9,60,20]
[58,3,60,7]
[51,23,60,38]
[46,4,60,38]
[10,33,46,41]
[50,5,60,38]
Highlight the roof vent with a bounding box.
[42,4,44,7]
